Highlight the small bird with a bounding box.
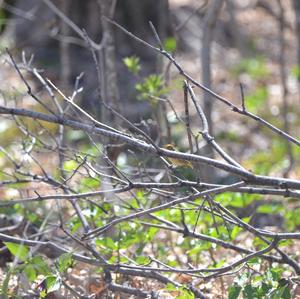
[164,144,193,168]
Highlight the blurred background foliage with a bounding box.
[0,0,300,297]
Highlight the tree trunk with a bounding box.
[293,0,300,103]
[200,0,223,181]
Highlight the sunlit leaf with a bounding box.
[4,242,29,262]
[96,237,117,250]
[257,204,282,214]
[63,160,78,171]
[123,56,141,75]
[45,275,61,293]
[80,176,100,189]
[231,226,242,239]
[135,256,150,265]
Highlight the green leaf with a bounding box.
[135,256,150,265]
[4,242,29,262]
[212,259,226,268]
[231,226,242,239]
[257,204,282,214]
[163,37,177,52]
[243,284,258,299]
[123,56,141,75]
[224,194,245,207]
[63,160,78,171]
[253,236,270,250]
[45,275,61,293]
[215,192,257,208]
[95,237,117,250]
[57,253,74,273]
[228,285,242,299]
[69,216,82,233]
[285,207,300,230]
[247,257,260,265]
[40,289,47,298]
[278,239,292,248]
[27,212,39,224]
[135,190,147,205]
[135,74,166,101]
[260,282,272,295]
[31,255,51,275]
[278,280,291,299]
[165,283,177,291]
[187,242,212,255]
[80,176,100,189]
[23,264,37,282]
[165,285,194,299]
[270,267,284,281]
[269,284,291,299]
[145,227,158,241]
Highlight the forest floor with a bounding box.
[1,0,300,298]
